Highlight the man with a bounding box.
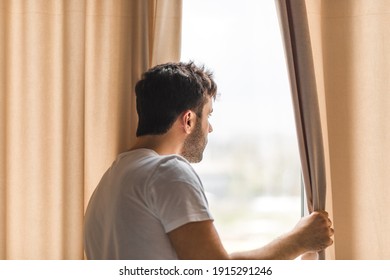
[84,61,334,259]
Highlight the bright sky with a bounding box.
[181,0,295,139]
[181,1,301,251]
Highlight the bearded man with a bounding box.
[84,62,334,260]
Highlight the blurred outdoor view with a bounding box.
[181,0,302,253]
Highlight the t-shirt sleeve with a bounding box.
[148,158,214,233]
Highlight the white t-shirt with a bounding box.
[84,149,213,259]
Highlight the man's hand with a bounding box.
[292,211,334,252]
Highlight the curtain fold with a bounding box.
[0,0,182,260]
[275,0,327,260]
[310,0,390,259]
[276,0,390,259]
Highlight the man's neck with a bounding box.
[130,134,183,157]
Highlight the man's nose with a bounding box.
[209,123,213,133]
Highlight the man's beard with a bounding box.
[181,119,207,163]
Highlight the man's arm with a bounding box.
[168,211,334,260]
[167,220,229,259]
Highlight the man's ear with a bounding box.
[182,110,196,134]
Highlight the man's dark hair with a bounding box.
[135,61,217,137]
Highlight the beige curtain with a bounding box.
[0,0,182,260]
[275,0,327,260]
[276,0,390,259]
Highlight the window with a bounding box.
[181,0,301,252]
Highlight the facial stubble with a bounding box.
[181,118,207,163]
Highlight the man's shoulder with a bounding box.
[144,154,201,186]
[155,154,196,177]
[117,149,195,178]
